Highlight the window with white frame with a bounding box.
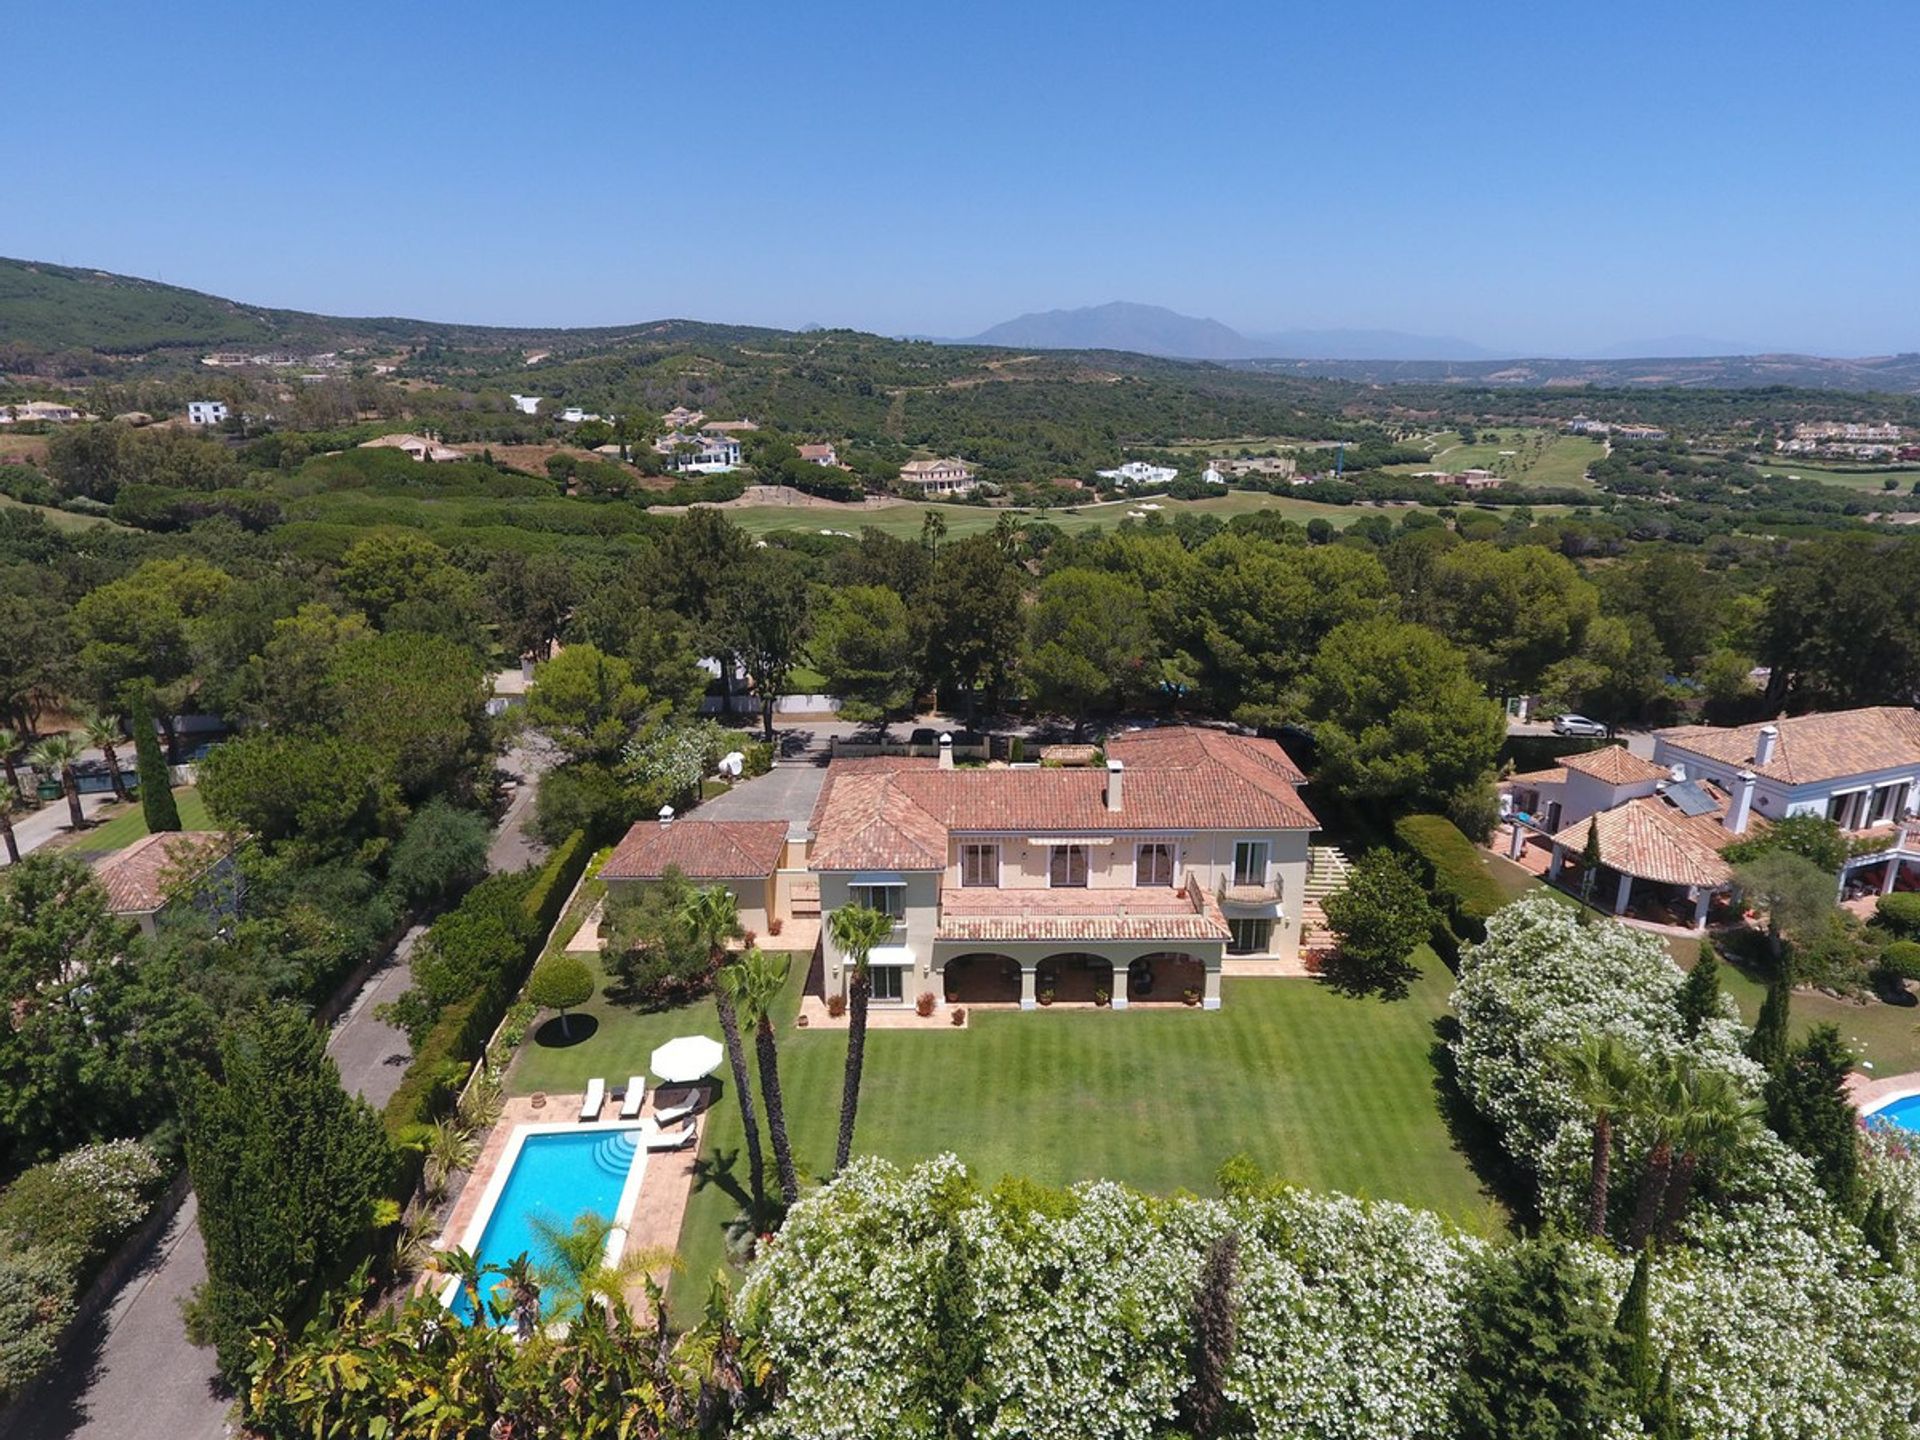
[869,965,904,1001]
[848,883,905,919]
[1135,842,1175,887]
[1228,918,1271,954]
[1232,840,1270,887]
[1048,844,1089,887]
[960,843,999,887]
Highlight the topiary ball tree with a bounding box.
[527,955,595,1038]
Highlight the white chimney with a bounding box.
[1754,725,1779,769]
[938,733,954,770]
[658,804,675,827]
[1668,763,1687,784]
[1725,769,1756,835]
[1105,758,1124,812]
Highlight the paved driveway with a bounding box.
[695,763,827,837]
[12,747,555,1439]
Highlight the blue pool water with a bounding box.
[1868,1094,1920,1134]
[448,1128,639,1324]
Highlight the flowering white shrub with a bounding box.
[741,1158,1482,1440]
[1451,893,1761,1217]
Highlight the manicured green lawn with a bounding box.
[73,787,213,852]
[718,490,1382,541]
[1757,462,1920,495]
[1387,427,1603,489]
[504,947,1497,1319]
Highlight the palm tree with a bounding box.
[719,948,799,1208]
[528,1210,677,1322]
[1556,1035,1643,1238]
[680,885,764,1217]
[79,710,129,802]
[28,734,85,831]
[1658,1062,1762,1243]
[494,1250,543,1340]
[0,787,18,865]
[431,1245,496,1327]
[829,902,898,1174]
[1627,1064,1683,1250]
[0,727,25,802]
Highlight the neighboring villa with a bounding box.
[359,432,467,462]
[92,831,239,939]
[510,394,542,415]
[1097,460,1178,487]
[1502,706,1920,927]
[186,400,229,426]
[660,405,706,430]
[0,400,83,424]
[896,457,977,497]
[797,442,839,467]
[654,430,742,474]
[1415,467,1502,490]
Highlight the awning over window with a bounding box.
[850,872,907,887]
[1027,837,1113,846]
[867,945,915,968]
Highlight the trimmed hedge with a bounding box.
[382,830,591,1143]
[1394,814,1509,942]
[1876,892,1920,939]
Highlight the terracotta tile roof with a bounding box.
[1560,746,1670,786]
[934,883,1230,944]
[809,728,1317,873]
[602,819,788,880]
[1549,795,1748,890]
[1506,766,1568,786]
[1654,707,1920,786]
[92,831,226,915]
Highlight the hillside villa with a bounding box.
[654,430,742,474]
[895,458,977,497]
[605,727,1317,1012]
[359,432,467,462]
[1501,706,1920,928]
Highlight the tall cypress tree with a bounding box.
[1676,944,1724,1037]
[1579,817,1604,917]
[1746,978,1792,1076]
[1615,1244,1656,1409]
[1765,1023,1860,1212]
[182,1005,392,1381]
[131,690,181,833]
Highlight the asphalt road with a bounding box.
[10,744,552,1440]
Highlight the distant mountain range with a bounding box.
[4,260,1918,395]
[958,301,1486,362]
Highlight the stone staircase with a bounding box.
[1300,844,1355,939]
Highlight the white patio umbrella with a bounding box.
[650,1034,725,1085]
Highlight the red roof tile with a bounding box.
[810,727,1317,872]
[602,819,788,880]
[1560,746,1669,786]
[92,831,226,915]
[1655,707,1920,786]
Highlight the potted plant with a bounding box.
[1181,986,1201,1008]
[1094,986,1111,1007]
[1037,988,1056,1007]
[769,916,784,937]
[915,991,937,1017]
[950,1006,967,1027]
[827,992,847,1018]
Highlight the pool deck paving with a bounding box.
[1847,1070,1920,1113]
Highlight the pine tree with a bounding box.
[1676,944,1724,1037]
[131,690,181,833]
[1181,1231,1242,1439]
[1863,1187,1900,1265]
[1746,977,1791,1076]
[1764,1023,1860,1212]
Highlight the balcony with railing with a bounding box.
[935,876,1230,945]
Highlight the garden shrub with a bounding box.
[0,1246,77,1401]
[385,798,492,911]
[1875,892,1920,938]
[1393,814,1507,941]
[1879,939,1920,983]
[0,1139,166,1274]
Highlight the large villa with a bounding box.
[610,726,1318,1011]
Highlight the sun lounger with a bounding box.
[578,1077,605,1121]
[650,1098,697,1127]
[643,1122,697,1151]
[618,1075,647,1120]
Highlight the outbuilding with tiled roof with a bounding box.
[602,815,791,941]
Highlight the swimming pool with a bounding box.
[442,1124,647,1325]
[1866,1093,1920,1134]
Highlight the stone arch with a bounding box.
[943,953,1021,1005]
[1037,951,1116,1004]
[1126,951,1205,1003]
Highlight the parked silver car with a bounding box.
[1552,713,1610,738]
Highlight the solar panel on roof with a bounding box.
[1665,781,1719,817]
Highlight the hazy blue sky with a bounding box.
[10,0,1916,354]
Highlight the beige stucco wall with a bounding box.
[603,873,775,943]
